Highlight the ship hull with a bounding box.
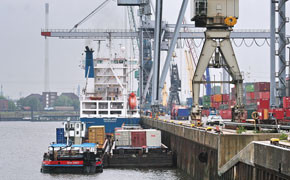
[80,117,140,133]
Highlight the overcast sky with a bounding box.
[0,0,289,100]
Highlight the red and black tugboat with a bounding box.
[41,143,103,174]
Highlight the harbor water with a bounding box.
[0,121,191,180]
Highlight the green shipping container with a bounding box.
[245,84,255,92]
[202,95,210,102]
[203,101,211,108]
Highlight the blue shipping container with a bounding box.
[56,128,66,144]
[177,109,190,120]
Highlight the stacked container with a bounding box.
[146,129,161,147]
[88,126,105,146]
[283,97,290,120]
[219,109,232,119]
[131,131,146,147]
[114,129,161,148]
[220,94,230,110]
[115,130,131,146]
[273,109,284,120]
[202,95,211,109]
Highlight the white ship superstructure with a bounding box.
[80,47,140,134]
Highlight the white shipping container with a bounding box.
[115,130,131,147]
[145,129,161,147]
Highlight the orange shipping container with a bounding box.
[88,126,105,146]
[213,94,222,102]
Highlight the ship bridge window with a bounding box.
[83,111,97,115]
[99,102,108,109]
[82,102,97,109]
[110,111,121,115]
[110,102,123,109]
[97,60,103,64]
[99,111,108,115]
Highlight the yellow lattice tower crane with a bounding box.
[162,82,168,107]
[185,50,195,94]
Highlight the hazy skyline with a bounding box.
[0,0,289,100]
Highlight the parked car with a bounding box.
[206,115,224,126]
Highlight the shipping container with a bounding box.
[222,94,230,102]
[202,110,210,116]
[145,129,161,147]
[254,82,270,92]
[246,92,255,100]
[203,101,211,108]
[115,129,131,146]
[177,108,190,120]
[220,109,232,119]
[213,94,222,102]
[210,95,214,102]
[88,126,105,145]
[255,92,270,100]
[202,95,211,102]
[219,104,229,110]
[273,109,284,120]
[56,128,66,144]
[131,131,146,147]
[257,99,270,109]
[283,97,290,109]
[285,109,290,118]
[245,83,255,92]
[211,102,221,109]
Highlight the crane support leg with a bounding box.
[192,38,216,122]
[191,29,244,123]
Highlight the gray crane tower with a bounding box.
[191,0,244,123]
[168,64,181,113]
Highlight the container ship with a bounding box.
[80,46,140,134]
[41,46,173,174]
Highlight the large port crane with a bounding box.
[190,0,244,123]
